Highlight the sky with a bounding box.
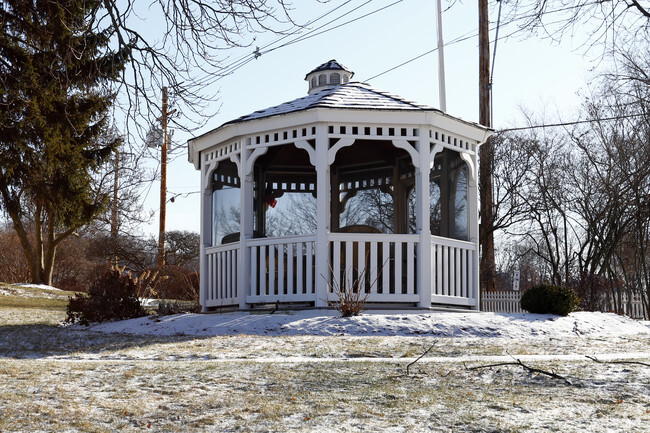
[139,0,594,236]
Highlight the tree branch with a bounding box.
[406,342,437,375]
[586,355,650,367]
[465,357,573,385]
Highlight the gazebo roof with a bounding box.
[304,59,353,79]
[222,82,440,126]
[188,61,493,169]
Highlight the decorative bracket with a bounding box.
[429,143,443,169]
[460,152,477,183]
[392,139,420,169]
[245,146,269,176]
[327,138,355,165]
[202,160,218,192]
[295,140,316,167]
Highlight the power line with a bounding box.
[363,1,607,85]
[201,0,404,86]
[216,0,358,78]
[363,30,477,82]
[262,0,403,55]
[499,113,647,132]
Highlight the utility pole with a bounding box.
[479,0,496,292]
[157,86,169,268]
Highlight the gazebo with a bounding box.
[188,60,493,311]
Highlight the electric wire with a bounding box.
[364,0,609,85]
[200,0,404,86]
[499,113,648,132]
[261,0,403,55]
[215,0,358,78]
[363,29,477,82]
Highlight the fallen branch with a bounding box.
[586,355,650,368]
[406,342,437,375]
[465,358,572,385]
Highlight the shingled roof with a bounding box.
[304,59,353,80]
[222,82,440,127]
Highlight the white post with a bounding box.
[238,145,253,310]
[435,0,447,112]
[466,150,480,309]
[417,130,432,308]
[314,124,330,308]
[199,158,213,312]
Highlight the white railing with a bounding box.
[247,235,316,304]
[430,236,478,307]
[203,233,486,309]
[328,233,419,303]
[482,291,649,319]
[205,243,239,307]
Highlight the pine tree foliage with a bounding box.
[0,0,128,284]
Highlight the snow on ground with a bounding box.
[0,283,65,298]
[86,309,650,339]
[14,283,62,291]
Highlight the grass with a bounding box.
[0,284,649,432]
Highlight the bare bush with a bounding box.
[0,228,30,283]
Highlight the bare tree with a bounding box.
[90,129,156,237]
[493,45,649,319]
[96,0,300,135]
[502,0,650,50]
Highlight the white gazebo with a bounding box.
[188,60,493,311]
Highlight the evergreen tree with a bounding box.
[0,0,128,284]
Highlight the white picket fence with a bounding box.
[482,291,648,319]
[482,291,523,314]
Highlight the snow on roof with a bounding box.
[304,59,353,79]
[222,82,440,126]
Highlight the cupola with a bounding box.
[304,59,354,94]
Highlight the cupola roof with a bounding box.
[304,59,354,94]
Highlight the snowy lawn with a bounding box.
[1,284,649,432]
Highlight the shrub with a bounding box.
[327,261,379,317]
[65,267,147,325]
[148,265,199,301]
[520,283,581,316]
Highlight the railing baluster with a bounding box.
[306,241,313,294]
[277,244,285,296]
[269,245,276,296]
[394,240,402,294]
[406,241,414,295]
[369,241,378,293]
[382,241,390,294]
[260,245,267,296]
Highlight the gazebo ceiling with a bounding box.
[256,142,313,170]
[256,138,411,171]
[331,139,410,168]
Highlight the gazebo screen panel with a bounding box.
[253,143,317,237]
[211,160,241,245]
[421,149,470,241]
[259,171,317,237]
[331,139,415,234]
[337,166,395,234]
[452,163,469,241]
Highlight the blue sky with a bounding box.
[141,0,593,235]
